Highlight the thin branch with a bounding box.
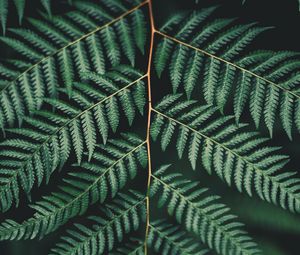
[144,0,155,253]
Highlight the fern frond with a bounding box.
[0,133,147,240]
[154,11,300,138]
[148,219,209,255]
[151,95,300,213]
[0,67,146,212]
[49,190,146,255]
[0,1,147,129]
[154,9,267,78]
[150,165,260,255]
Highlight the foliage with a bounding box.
[0,0,299,255]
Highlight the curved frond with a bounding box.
[150,165,260,255]
[0,67,146,212]
[49,190,146,255]
[151,95,300,213]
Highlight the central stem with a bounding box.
[144,0,155,253]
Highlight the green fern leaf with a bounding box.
[150,165,260,255]
[132,9,147,54]
[49,190,146,255]
[0,134,147,240]
[0,2,147,129]
[151,95,300,213]
[148,219,209,255]
[155,12,300,138]
[0,2,299,255]
[0,66,146,212]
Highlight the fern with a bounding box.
[154,11,300,139]
[147,219,209,255]
[0,1,299,255]
[49,190,146,255]
[150,165,260,255]
[0,0,146,129]
[0,133,147,240]
[0,66,146,212]
[151,94,300,213]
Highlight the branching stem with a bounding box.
[144,0,155,253]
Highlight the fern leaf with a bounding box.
[0,134,147,240]
[116,19,136,66]
[12,0,25,25]
[154,11,300,138]
[132,9,147,54]
[102,26,121,66]
[86,33,106,74]
[0,67,146,212]
[70,119,84,164]
[58,48,75,96]
[40,0,52,17]
[0,37,43,61]
[148,219,209,255]
[184,51,204,99]
[233,71,252,123]
[280,93,294,140]
[150,165,260,255]
[151,95,300,213]
[154,38,174,78]
[175,7,218,40]
[107,96,120,133]
[71,41,91,76]
[49,190,146,255]
[249,78,266,128]
[264,86,280,138]
[0,2,147,129]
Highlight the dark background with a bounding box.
[0,0,300,254]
